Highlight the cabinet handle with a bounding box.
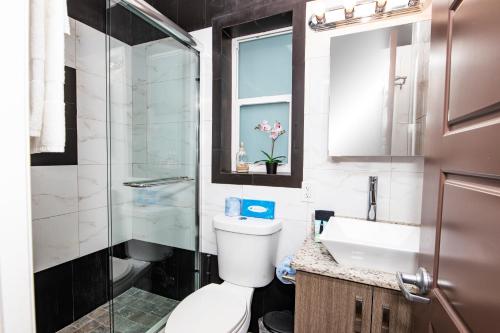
[381,305,390,333]
[353,296,363,333]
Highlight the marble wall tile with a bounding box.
[147,79,192,123]
[79,207,108,256]
[152,181,196,208]
[275,219,309,266]
[304,168,391,221]
[78,165,107,211]
[147,121,195,165]
[31,166,78,219]
[110,122,133,165]
[32,213,79,272]
[194,29,213,123]
[132,84,147,126]
[111,203,134,245]
[76,21,106,77]
[391,156,424,172]
[147,48,191,83]
[132,124,147,164]
[306,56,330,115]
[131,44,147,87]
[200,208,219,255]
[110,164,133,205]
[241,185,309,222]
[109,37,132,86]
[303,113,330,170]
[77,117,106,165]
[132,206,196,251]
[65,18,76,68]
[76,69,106,123]
[389,171,423,224]
[110,81,133,125]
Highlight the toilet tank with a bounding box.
[213,214,282,288]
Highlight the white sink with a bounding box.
[319,217,420,274]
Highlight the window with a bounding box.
[231,29,293,173]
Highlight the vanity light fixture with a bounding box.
[309,0,426,31]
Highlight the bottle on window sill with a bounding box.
[236,142,249,173]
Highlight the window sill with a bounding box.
[213,170,300,188]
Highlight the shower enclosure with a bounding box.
[107,1,200,332]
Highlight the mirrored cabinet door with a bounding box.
[328,20,430,157]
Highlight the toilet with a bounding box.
[112,240,173,297]
[164,214,282,333]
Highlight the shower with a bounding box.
[106,0,200,332]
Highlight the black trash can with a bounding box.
[260,310,294,333]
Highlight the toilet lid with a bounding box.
[165,284,247,333]
[112,257,133,283]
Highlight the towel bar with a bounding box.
[123,176,193,188]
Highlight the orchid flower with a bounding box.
[254,120,287,164]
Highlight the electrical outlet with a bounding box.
[302,181,314,202]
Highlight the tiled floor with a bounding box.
[57,287,179,333]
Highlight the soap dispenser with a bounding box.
[236,142,249,173]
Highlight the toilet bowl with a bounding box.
[112,240,173,297]
[164,215,282,333]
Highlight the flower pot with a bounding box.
[265,162,278,175]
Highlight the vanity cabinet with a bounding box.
[294,271,412,333]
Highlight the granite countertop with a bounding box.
[291,238,403,291]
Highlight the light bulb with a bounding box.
[313,4,327,24]
[344,0,356,19]
[343,0,356,11]
[375,0,387,13]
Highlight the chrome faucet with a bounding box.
[367,176,378,221]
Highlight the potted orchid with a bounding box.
[254,120,286,174]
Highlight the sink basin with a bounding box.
[319,217,420,274]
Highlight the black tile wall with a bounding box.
[34,261,74,333]
[31,67,78,167]
[67,0,106,33]
[108,4,134,45]
[34,248,110,333]
[73,249,110,319]
[68,0,311,47]
[200,253,223,287]
[178,0,207,33]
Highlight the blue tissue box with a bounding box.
[241,199,275,219]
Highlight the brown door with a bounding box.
[405,0,500,332]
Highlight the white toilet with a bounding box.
[164,214,282,333]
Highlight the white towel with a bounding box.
[30,0,70,153]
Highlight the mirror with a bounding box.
[328,20,431,157]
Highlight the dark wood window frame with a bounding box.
[211,2,306,188]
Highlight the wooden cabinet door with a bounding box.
[371,287,412,333]
[295,271,372,333]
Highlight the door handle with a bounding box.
[396,267,432,304]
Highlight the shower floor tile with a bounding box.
[57,287,179,333]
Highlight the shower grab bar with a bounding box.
[114,0,198,48]
[123,176,194,188]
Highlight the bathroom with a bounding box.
[0,0,499,332]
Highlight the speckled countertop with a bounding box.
[291,238,403,291]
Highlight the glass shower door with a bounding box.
[107,2,199,332]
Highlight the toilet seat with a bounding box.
[164,283,250,333]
